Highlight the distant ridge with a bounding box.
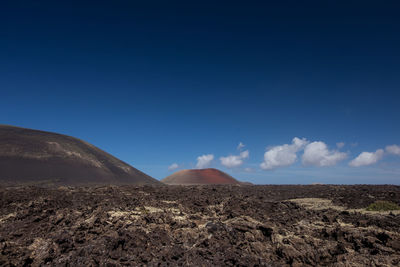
[0,125,160,185]
[162,168,244,185]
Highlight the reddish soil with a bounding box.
[162,168,242,185]
[1,185,400,266]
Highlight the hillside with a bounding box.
[162,168,242,185]
[0,125,160,185]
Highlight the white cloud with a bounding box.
[196,154,214,169]
[386,145,400,156]
[237,142,245,150]
[220,150,249,168]
[260,137,308,170]
[336,142,345,149]
[302,141,347,167]
[168,163,179,171]
[220,156,242,168]
[349,149,384,167]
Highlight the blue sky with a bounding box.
[1,1,400,184]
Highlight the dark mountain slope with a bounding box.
[0,125,160,185]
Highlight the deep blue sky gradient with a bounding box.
[1,1,400,183]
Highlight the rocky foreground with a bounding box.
[1,185,400,266]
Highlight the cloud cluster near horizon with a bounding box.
[260,138,400,171]
[168,141,400,172]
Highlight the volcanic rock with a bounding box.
[1,185,400,266]
[162,168,242,185]
[0,125,160,185]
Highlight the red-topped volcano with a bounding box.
[161,168,242,185]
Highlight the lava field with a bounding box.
[1,185,400,266]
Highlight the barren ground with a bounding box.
[1,185,400,266]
